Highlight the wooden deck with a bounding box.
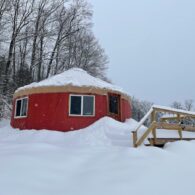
[147,137,195,147]
[132,106,195,147]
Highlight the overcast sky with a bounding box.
[90,0,195,105]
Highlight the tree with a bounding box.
[184,99,193,111]
[30,0,64,81]
[0,0,109,119]
[131,96,153,125]
[171,100,194,111]
[46,3,81,78]
[0,0,11,41]
[15,66,33,89]
[3,0,34,94]
[171,101,183,110]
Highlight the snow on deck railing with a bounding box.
[133,105,195,134]
[132,105,195,147]
[152,105,195,116]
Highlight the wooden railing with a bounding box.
[132,121,157,147]
[132,105,195,147]
[132,109,157,147]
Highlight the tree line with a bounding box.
[0,0,194,122]
[0,0,108,118]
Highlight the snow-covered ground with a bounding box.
[1,118,195,195]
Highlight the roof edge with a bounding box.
[13,85,131,102]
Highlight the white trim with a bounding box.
[81,96,84,116]
[14,97,29,119]
[69,94,95,117]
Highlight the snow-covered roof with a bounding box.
[15,68,127,95]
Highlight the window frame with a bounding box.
[69,94,95,117]
[14,97,29,119]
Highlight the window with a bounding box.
[109,94,120,115]
[70,95,95,116]
[15,97,28,118]
[70,96,82,115]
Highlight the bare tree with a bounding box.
[3,0,34,93]
[131,96,153,125]
[0,0,109,119]
[29,0,65,81]
[18,26,31,69]
[46,0,92,77]
[0,0,11,33]
[61,28,108,79]
[46,6,79,77]
[184,99,194,111]
[171,101,183,110]
[171,100,194,111]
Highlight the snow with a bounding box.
[153,104,195,116]
[161,113,177,118]
[16,68,127,94]
[133,107,153,132]
[1,118,195,195]
[134,105,195,141]
[154,129,195,138]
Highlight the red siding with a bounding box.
[11,92,131,131]
[121,98,132,122]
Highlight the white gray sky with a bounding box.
[90,0,195,105]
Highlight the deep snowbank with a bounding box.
[1,118,195,195]
[0,117,137,147]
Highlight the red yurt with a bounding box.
[11,68,132,131]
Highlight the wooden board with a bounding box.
[148,137,195,147]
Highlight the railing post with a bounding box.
[132,131,137,147]
[178,128,183,139]
[177,114,183,139]
[151,110,157,145]
[152,127,157,145]
[132,107,154,147]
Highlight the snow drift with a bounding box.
[1,118,195,195]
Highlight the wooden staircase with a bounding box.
[132,105,195,147]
